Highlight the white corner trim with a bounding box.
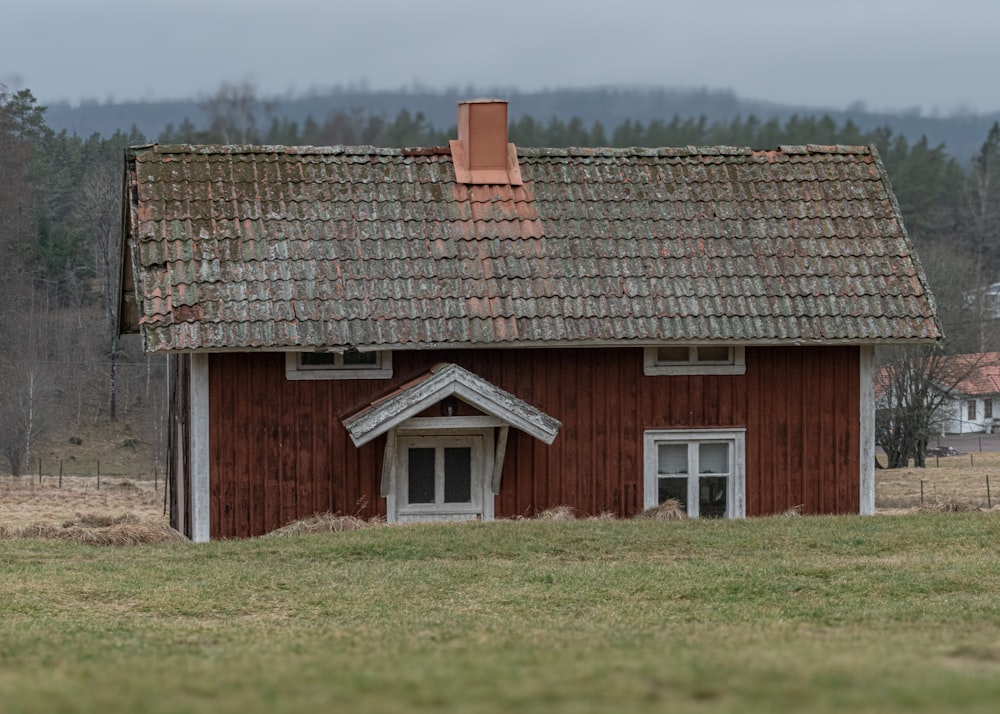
[190,353,211,542]
[859,345,876,515]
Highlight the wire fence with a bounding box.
[11,457,165,491]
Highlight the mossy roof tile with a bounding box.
[121,143,941,351]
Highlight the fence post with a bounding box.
[38,457,42,484]
[58,460,63,489]
[920,480,925,505]
[97,460,100,491]
[988,475,992,509]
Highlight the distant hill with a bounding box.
[43,86,1000,162]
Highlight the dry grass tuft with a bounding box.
[588,511,618,521]
[535,505,577,521]
[67,512,139,528]
[265,512,383,537]
[1,515,184,545]
[636,499,687,520]
[56,522,185,546]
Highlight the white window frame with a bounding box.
[395,433,484,520]
[386,424,497,523]
[643,428,746,518]
[284,351,392,380]
[643,346,746,376]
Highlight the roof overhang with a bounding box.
[343,363,561,447]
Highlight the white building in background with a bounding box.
[936,352,1000,434]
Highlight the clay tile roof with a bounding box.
[940,352,1000,396]
[119,142,941,352]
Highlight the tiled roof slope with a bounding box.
[120,143,941,352]
[941,352,1000,396]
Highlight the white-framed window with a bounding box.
[643,429,746,518]
[386,426,497,523]
[284,351,392,380]
[643,346,746,376]
[396,434,484,519]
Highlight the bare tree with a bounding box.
[0,359,54,476]
[74,159,124,419]
[201,82,274,144]
[915,241,997,354]
[876,347,990,468]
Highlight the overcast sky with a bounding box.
[3,0,999,115]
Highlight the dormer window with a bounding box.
[643,346,746,376]
[285,351,393,380]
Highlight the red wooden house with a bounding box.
[118,100,940,540]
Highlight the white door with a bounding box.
[395,434,486,522]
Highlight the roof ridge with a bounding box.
[146,144,402,157]
[136,143,874,159]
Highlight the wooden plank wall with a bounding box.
[207,346,860,537]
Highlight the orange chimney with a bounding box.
[450,99,523,185]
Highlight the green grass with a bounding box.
[2,515,1000,713]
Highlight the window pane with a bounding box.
[657,444,688,474]
[699,443,729,474]
[696,346,730,363]
[658,477,687,509]
[342,351,377,366]
[656,346,689,363]
[986,399,994,419]
[443,447,472,503]
[300,352,337,366]
[407,448,436,504]
[699,476,727,518]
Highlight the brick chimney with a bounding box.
[450,99,523,185]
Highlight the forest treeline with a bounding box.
[46,86,1000,163]
[2,82,1000,474]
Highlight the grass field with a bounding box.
[2,514,1000,714]
[1,455,999,712]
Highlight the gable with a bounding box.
[343,362,561,446]
[119,142,941,352]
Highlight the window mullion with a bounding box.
[434,447,445,505]
[687,442,699,518]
